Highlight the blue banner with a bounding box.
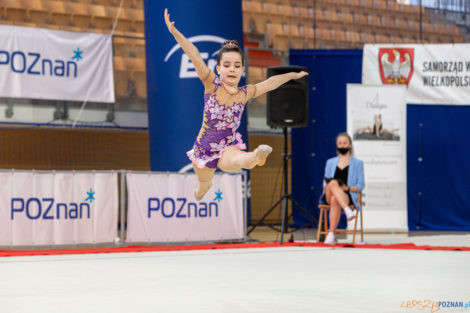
[143,0,246,172]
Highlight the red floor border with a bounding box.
[1,242,469,257]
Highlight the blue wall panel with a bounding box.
[407,105,470,230]
[290,50,363,228]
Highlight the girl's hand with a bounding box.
[293,71,308,79]
[164,8,175,34]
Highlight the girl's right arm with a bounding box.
[164,9,212,83]
[252,71,308,98]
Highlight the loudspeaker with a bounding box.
[266,65,308,128]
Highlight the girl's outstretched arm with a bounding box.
[253,71,308,98]
[164,8,211,81]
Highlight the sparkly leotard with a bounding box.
[187,72,256,169]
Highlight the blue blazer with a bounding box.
[321,156,365,210]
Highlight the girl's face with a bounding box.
[217,51,244,86]
[336,136,351,149]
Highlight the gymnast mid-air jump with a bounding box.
[164,8,308,201]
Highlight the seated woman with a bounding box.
[321,132,365,245]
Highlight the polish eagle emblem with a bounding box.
[378,48,414,85]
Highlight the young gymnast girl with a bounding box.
[164,9,308,201]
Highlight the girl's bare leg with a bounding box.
[357,126,372,134]
[380,128,400,135]
[328,196,342,233]
[325,180,350,209]
[324,181,351,244]
[326,180,356,223]
[217,145,273,172]
[193,164,216,201]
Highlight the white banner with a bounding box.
[0,25,115,103]
[126,172,245,243]
[0,172,118,246]
[362,44,470,104]
[347,84,408,230]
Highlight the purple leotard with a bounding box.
[187,75,255,169]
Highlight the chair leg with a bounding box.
[323,209,328,237]
[353,211,358,244]
[316,208,323,242]
[360,209,364,242]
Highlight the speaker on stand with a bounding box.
[267,65,309,128]
[247,65,317,244]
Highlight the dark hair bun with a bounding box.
[222,40,239,49]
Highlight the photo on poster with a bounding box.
[352,93,401,141]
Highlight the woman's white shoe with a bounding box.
[345,207,357,221]
[324,232,337,245]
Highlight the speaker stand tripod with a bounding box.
[247,127,317,244]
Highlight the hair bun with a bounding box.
[222,40,239,49]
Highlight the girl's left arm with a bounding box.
[252,71,308,98]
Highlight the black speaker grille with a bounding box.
[266,66,309,128]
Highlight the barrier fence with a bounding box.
[0,170,248,248]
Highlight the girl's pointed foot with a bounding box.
[254,145,273,166]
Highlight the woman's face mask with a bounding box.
[337,147,350,155]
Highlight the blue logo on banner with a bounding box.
[72,47,83,61]
[148,197,219,219]
[85,188,95,203]
[0,49,78,78]
[213,189,223,202]
[10,189,94,220]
